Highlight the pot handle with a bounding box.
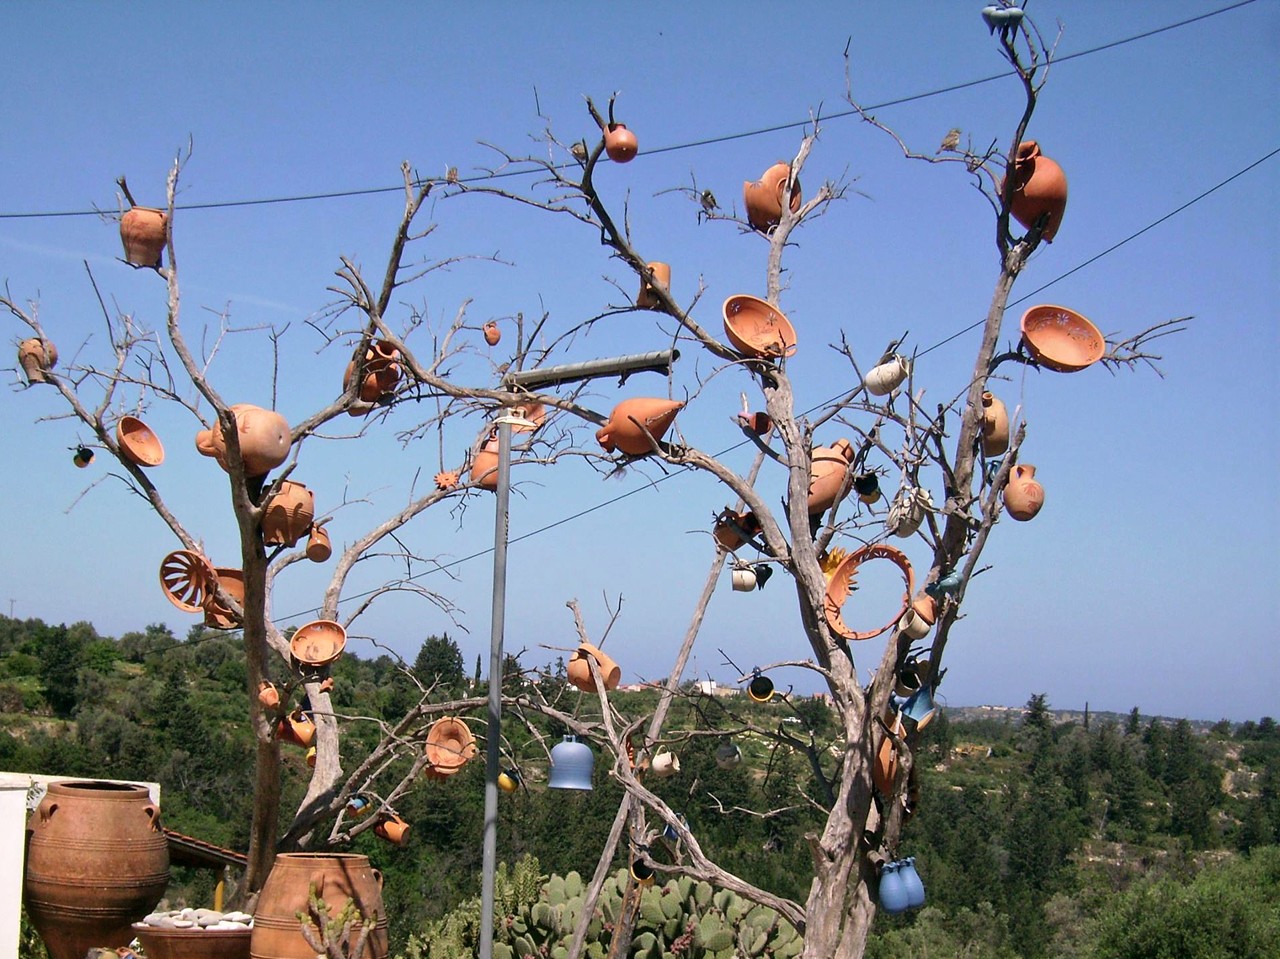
[39,801,58,823]
[372,867,384,889]
[144,804,162,832]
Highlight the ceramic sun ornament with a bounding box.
[823,544,914,641]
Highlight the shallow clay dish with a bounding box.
[722,294,797,359]
[1020,304,1104,372]
[290,619,347,667]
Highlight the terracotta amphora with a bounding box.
[742,161,801,231]
[980,392,1010,456]
[470,431,502,491]
[258,681,281,710]
[567,642,622,693]
[604,123,638,163]
[116,415,166,467]
[195,404,291,477]
[483,320,502,346]
[1003,463,1044,521]
[262,480,315,547]
[24,782,169,959]
[204,567,245,629]
[1004,141,1067,242]
[250,853,388,959]
[119,206,168,267]
[18,337,58,384]
[713,509,760,552]
[721,294,797,359]
[807,438,855,515]
[637,261,671,310]
[306,523,332,563]
[595,398,683,456]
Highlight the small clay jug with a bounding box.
[203,567,245,629]
[730,563,758,592]
[736,410,772,435]
[980,392,1010,456]
[116,415,165,467]
[604,123,638,163]
[864,354,910,396]
[807,438,855,515]
[374,814,410,845]
[567,642,622,693]
[742,161,801,231]
[1004,141,1067,242]
[1003,463,1044,521]
[483,321,501,346]
[306,523,332,563]
[17,337,57,384]
[713,509,760,551]
[258,681,281,710]
[119,206,167,267]
[595,398,683,456]
[195,403,291,477]
[263,480,316,547]
[636,262,671,310]
[277,709,315,748]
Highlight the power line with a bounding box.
[0,0,1258,221]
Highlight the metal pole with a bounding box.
[479,418,513,959]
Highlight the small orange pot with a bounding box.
[17,338,57,385]
[120,206,167,267]
[306,524,332,563]
[604,123,638,163]
[258,681,281,710]
[742,162,801,232]
[636,262,671,310]
[424,717,477,774]
[483,321,501,346]
[262,480,316,547]
[1003,464,1044,521]
[277,709,316,748]
[567,643,622,693]
[470,431,501,491]
[374,814,410,845]
[595,398,683,457]
[1004,141,1067,242]
[722,294,797,359]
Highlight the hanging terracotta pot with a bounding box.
[258,681,281,710]
[864,354,910,396]
[1020,304,1105,372]
[650,749,680,778]
[73,447,94,468]
[116,415,165,467]
[824,543,914,642]
[731,563,758,592]
[721,294,797,359]
[119,206,168,267]
[603,123,638,163]
[250,853,387,959]
[567,642,622,693]
[17,337,58,384]
[343,362,401,410]
[203,567,244,629]
[470,430,501,491]
[887,487,932,538]
[1003,141,1067,242]
[262,480,316,547]
[195,404,291,476]
[483,321,502,346]
[290,620,347,669]
[305,523,332,563]
[807,438,855,515]
[1003,463,1044,521]
[736,410,772,435]
[595,398,683,456]
[374,814,410,845]
[424,717,477,775]
[636,262,671,310]
[159,549,216,613]
[742,161,801,231]
[277,709,315,748]
[873,714,905,796]
[980,392,1010,455]
[713,509,760,551]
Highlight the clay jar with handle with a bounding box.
[636,262,671,310]
[196,404,291,477]
[807,438,855,515]
[1004,141,1067,242]
[250,853,388,959]
[24,781,169,959]
[864,354,910,396]
[980,392,1010,456]
[1003,463,1045,521]
[262,480,315,547]
[306,523,332,562]
[483,321,502,346]
[567,642,622,693]
[596,398,683,456]
[119,206,168,267]
[18,337,58,384]
[603,123,638,163]
[743,161,802,231]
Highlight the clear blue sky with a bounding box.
[2,1,1276,721]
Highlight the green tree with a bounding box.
[413,634,465,693]
[37,623,85,718]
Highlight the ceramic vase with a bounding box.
[873,715,904,795]
[807,439,855,515]
[1005,141,1067,242]
[195,404,291,477]
[116,415,165,467]
[731,564,758,591]
[470,431,501,491]
[250,853,388,959]
[604,123,638,163]
[742,161,801,231]
[483,321,501,346]
[980,392,1010,456]
[119,206,167,267]
[1003,463,1044,521]
[636,261,671,310]
[713,509,760,551]
[306,524,332,562]
[567,642,621,693]
[262,480,315,547]
[887,487,931,538]
[864,354,910,396]
[721,294,797,359]
[595,398,683,456]
[18,337,58,384]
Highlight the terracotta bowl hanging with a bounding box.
[1020,304,1105,372]
[159,549,216,613]
[424,716,477,774]
[823,543,914,642]
[290,619,348,668]
[722,294,797,359]
[117,415,165,467]
[204,568,245,629]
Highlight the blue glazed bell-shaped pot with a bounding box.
[900,857,926,909]
[549,735,595,790]
[878,861,910,914]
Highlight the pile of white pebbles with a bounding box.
[137,908,253,930]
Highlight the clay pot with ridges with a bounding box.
[637,262,671,310]
[195,404,291,477]
[595,398,683,456]
[742,162,801,231]
[1003,463,1044,521]
[119,206,168,267]
[262,480,316,547]
[980,392,1010,456]
[305,524,332,563]
[117,415,165,467]
[567,642,622,693]
[131,924,252,959]
[18,337,58,384]
[807,438,855,515]
[604,123,638,163]
[250,853,388,959]
[721,294,797,359]
[1003,141,1067,242]
[24,781,169,959]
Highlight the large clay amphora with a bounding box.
[24,781,169,959]
[742,162,801,231]
[1004,141,1067,242]
[262,480,316,547]
[195,404,291,477]
[250,853,388,959]
[807,439,855,515]
[595,398,683,456]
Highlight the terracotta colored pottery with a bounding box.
[24,781,169,959]
[1003,463,1044,521]
[119,206,168,267]
[290,619,347,668]
[980,391,1010,456]
[374,814,410,845]
[742,161,801,231]
[434,469,460,490]
[1020,304,1105,372]
[131,924,252,959]
[73,446,94,468]
[159,549,217,613]
[736,410,772,435]
[637,262,671,310]
[17,337,58,384]
[249,853,388,959]
[596,397,683,456]
[567,642,621,693]
[258,681,281,710]
[305,746,318,768]
[117,415,165,467]
[1004,141,1067,242]
[483,321,502,346]
[306,524,332,563]
[277,709,315,748]
[873,715,905,795]
[343,339,402,412]
[887,487,932,538]
[823,543,914,642]
[196,404,291,477]
[721,294,797,359]
[470,431,501,491]
[604,123,639,163]
[807,439,855,515]
[424,717,477,774]
[911,593,938,629]
[204,567,245,629]
[262,480,315,547]
[864,354,910,396]
[713,509,760,552]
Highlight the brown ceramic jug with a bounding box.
[250,853,388,959]
[807,439,855,515]
[196,404,291,477]
[262,480,316,547]
[604,123,638,163]
[1005,141,1067,242]
[980,391,1010,456]
[743,162,801,231]
[1003,463,1044,521]
[17,337,58,384]
[119,206,167,267]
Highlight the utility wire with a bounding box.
[0,0,1259,221]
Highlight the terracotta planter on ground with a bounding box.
[24,782,169,959]
[117,415,165,467]
[743,162,801,231]
[120,206,168,267]
[132,925,252,959]
[595,398,683,456]
[250,853,387,959]
[721,294,797,359]
[17,337,58,384]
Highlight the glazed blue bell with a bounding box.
[900,857,926,909]
[548,735,595,790]
[878,860,910,914]
[902,685,938,730]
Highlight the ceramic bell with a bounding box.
[548,735,594,790]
